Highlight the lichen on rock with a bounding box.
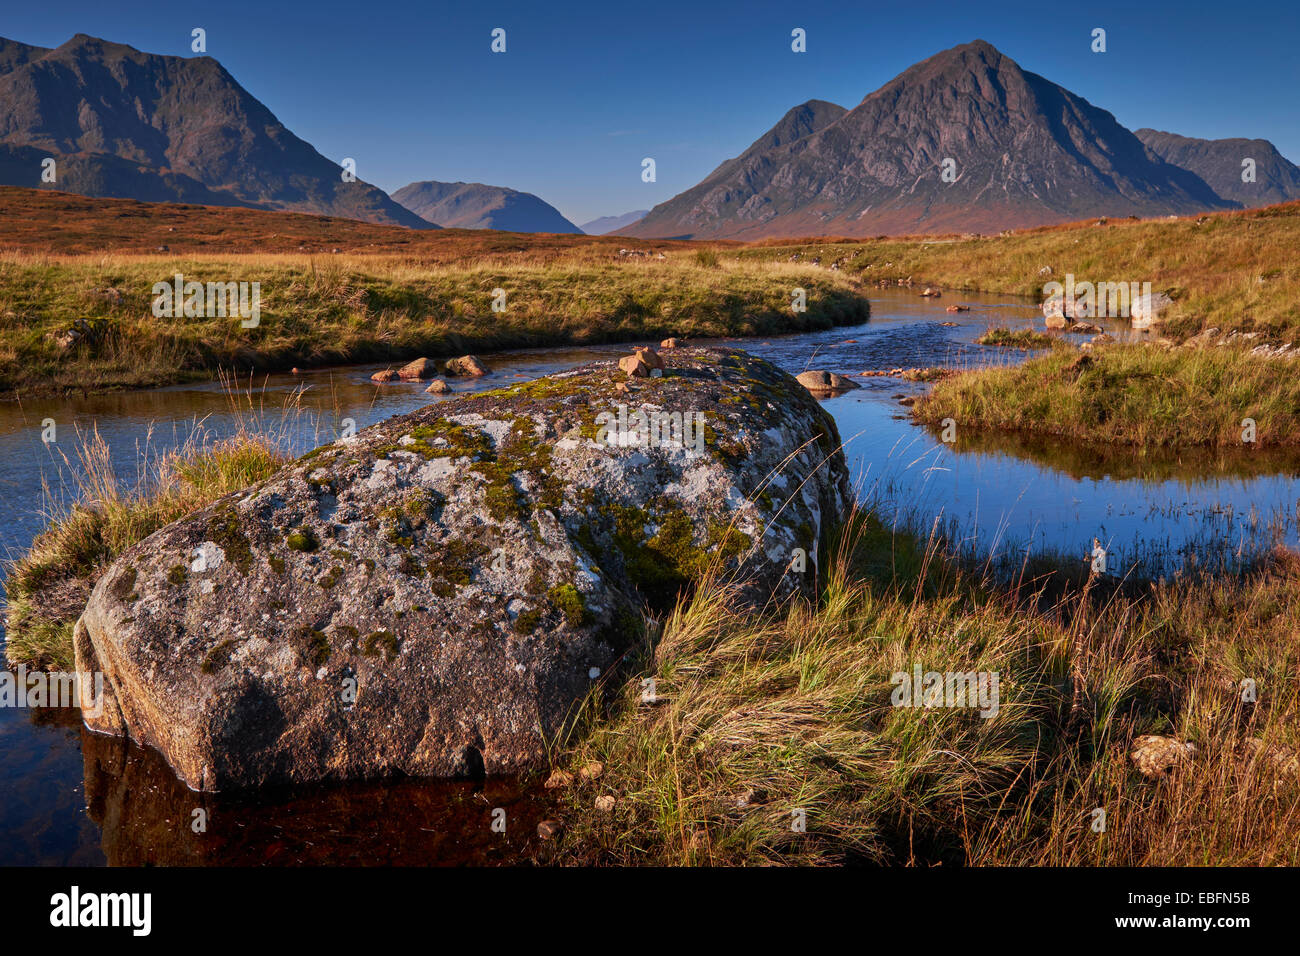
[75,347,852,791]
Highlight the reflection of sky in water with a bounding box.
[1,287,1296,863]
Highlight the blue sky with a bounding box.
[5,0,1298,225]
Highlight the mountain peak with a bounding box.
[391,180,581,233]
[0,32,435,228]
[628,41,1234,239]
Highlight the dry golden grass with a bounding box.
[551,512,1300,866]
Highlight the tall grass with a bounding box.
[3,381,297,669]
[552,511,1300,865]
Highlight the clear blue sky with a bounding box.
[6,0,1298,225]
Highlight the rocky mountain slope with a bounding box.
[391,180,581,233]
[626,41,1238,239]
[1135,128,1300,208]
[0,34,434,228]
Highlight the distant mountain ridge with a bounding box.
[0,33,434,228]
[391,180,581,233]
[627,40,1272,239]
[579,210,649,234]
[1135,129,1300,208]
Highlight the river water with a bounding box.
[2,289,1296,864]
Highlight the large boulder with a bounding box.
[74,348,851,791]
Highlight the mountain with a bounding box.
[579,209,649,234]
[0,34,435,228]
[1135,129,1300,208]
[391,180,581,233]
[626,41,1234,239]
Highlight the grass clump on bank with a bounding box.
[0,252,869,397]
[550,511,1300,866]
[3,410,290,670]
[976,326,1057,349]
[914,342,1300,449]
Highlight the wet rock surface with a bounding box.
[75,348,851,791]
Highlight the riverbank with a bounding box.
[8,411,1300,865]
[0,252,869,398]
[914,341,1300,449]
[548,512,1300,866]
[739,200,1300,341]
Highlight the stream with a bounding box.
[3,288,1297,864]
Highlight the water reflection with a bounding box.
[80,730,550,866]
[1,288,1296,864]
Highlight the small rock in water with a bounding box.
[370,369,399,383]
[660,337,681,349]
[796,370,860,395]
[444,354,489,377]
[398,357,438,380]
[424,378,451,394]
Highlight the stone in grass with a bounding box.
[544,769,573,789]
[594,794,616,812]
[1129,734,1196,778]
[537,819,562,840]
[74,347,851,791]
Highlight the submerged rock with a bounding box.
[796,370,860,394]
[398,357,438,380]
[75,348,850,791]
[445,354,489,377]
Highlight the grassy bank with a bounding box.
[739,201,1300,341]
[914,342,1300,449]
[976,326,1057,349]
[3,420,289,669]
[0,252,869,397]
[551,513,1300,866]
